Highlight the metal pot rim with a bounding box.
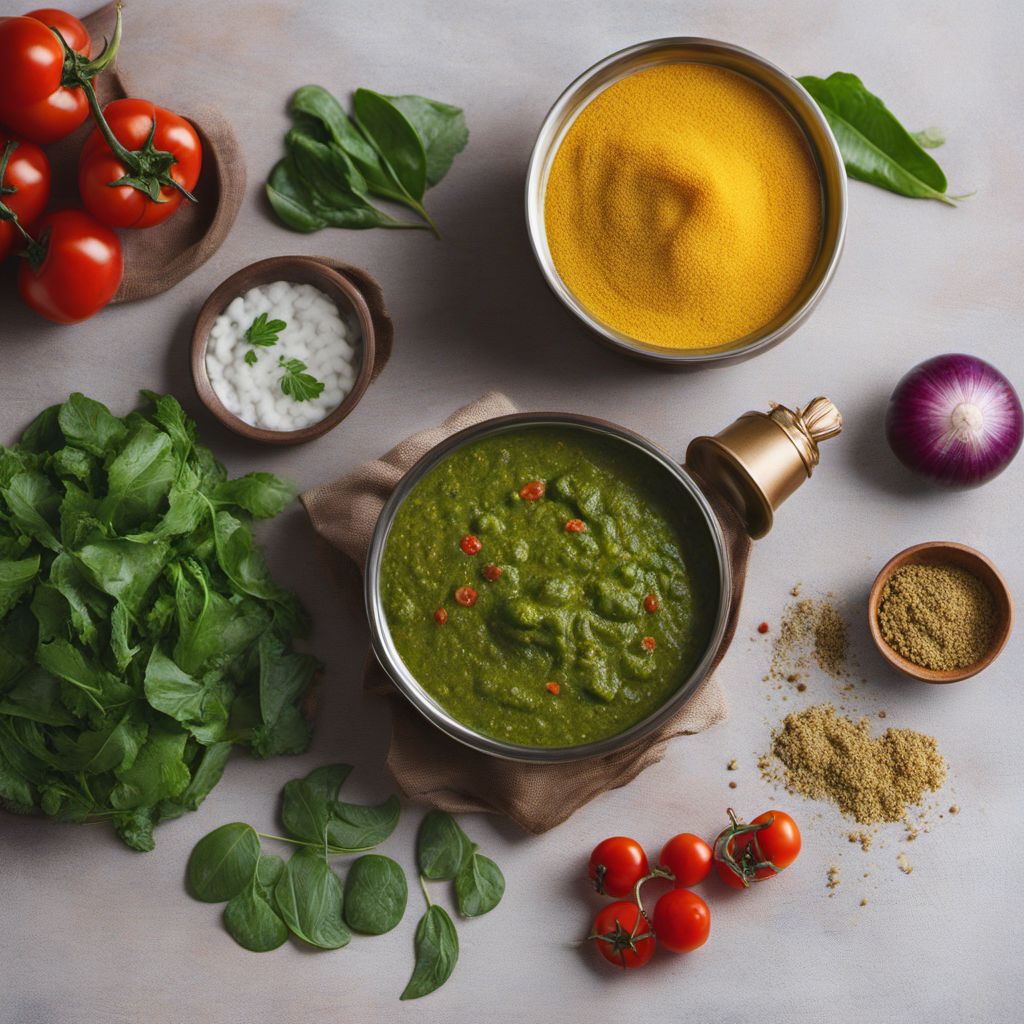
[525,36,848,366]
[364,412,733,764]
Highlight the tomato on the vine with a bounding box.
[17,209,123,324]
[78,98,203,229]
[652,888,711,953]
[589,901,656,969]
[588,836,649,898]
[714,809,802,889]
[0,136,50,261]
[0,7,113,144]
[659,832,713,888]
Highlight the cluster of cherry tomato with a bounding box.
[586,808,802,969]
[0,4,202,323]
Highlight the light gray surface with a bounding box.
[1,1,1021,1021]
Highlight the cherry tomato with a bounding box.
[0,135,50,261]
[652,889,710,954]
[519,480,545,501]
[78,98,203,229]
[454,586,478,608]
[459,534,482,556]
[714,809,801,889]
[641,636,656,652]
[588,836,649,898]
[589,901,655,969]
[17,209,123,324]
[0,9,93,144]
[482,563,502,581]
[433,608,448,625]
[643,593,659,613]
[545,681,560,695]
[659,833,713,888]
[565,518,586,533]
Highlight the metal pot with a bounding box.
[365,400,841,763]
[525,37,848,366]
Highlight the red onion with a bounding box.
[886,353,1022,486]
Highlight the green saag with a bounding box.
[0,392,318,850]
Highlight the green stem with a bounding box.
[418,874,433,908]
[0,141,43,259]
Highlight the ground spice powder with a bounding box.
[544,63,822,350]
[771,597,849,680]
[761,704,947,823]
[878,564,995,671]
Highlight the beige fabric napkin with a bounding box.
[302,394,750,833]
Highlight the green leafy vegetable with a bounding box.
[244,350,259,367]
[455,853,505,917]
[417,809,475,880]
[343,854,408,935]
[0,392,317,848]
[278,356,326,403]
[187,823,261,903]
[224,886,289,952]
[798,72,961,205]
[244,312,286,348]
[275,847,351,950]
[401,904,459,1001]
[266,84,468,238]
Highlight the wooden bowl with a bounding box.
[868,541,1014,683]
[191,256,375,445]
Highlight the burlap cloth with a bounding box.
[45,3,245,303]
[302,394,752,833]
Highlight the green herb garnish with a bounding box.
[266,85,468,238]
[278,356,325,402]
[0,392,316,851]
[245,312,286,347]
[243,350,259,367]
[798,72,965,205]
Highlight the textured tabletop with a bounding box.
[1,1,1021,1022]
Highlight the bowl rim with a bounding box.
[524,35,849,366]
[190,255,376,446]
[867,540,1015,683]
[364,411,733,763]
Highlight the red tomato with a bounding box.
[545,681,560,695]
[714,809,802,889]
[453,586,478,608]
[565,518,586,533]
[589,901,655,969]
[652,889,710,954]
[0,135,50,261]
[0,9,93,144]
[433,608,448,625]
[641,636,656,652]
[482,563,502,581]
[519,480,545,501]
[659,833,713,888]
[78,98,202,229]
[588,836,649,898]
[459,534,482,556]
[17,209,123,324]
[643,593,659,613]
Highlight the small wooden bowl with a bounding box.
[868,541,1014,683]
[191,256,375,445]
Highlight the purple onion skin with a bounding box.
[886,353,1023,487]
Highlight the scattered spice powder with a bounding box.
[826,865,841,890]
[878,564,996,671]
[897,852,914,875]
[728,781,737,790]
[847,831,873,852]
[727,759,738,771]
[859,898,868,907]
[761,704,947,824]
[771,596,849,680]
[949,804,960,815]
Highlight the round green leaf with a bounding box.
[455,853,505,918]
[274,847,350,950]
[223,889,288,952]
[417,810,475,881]
[343,855,408,935]
[187,823,260,903]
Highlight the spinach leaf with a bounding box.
[143,648,227,739]
[353,89,427,201]
[0,555,40,618]
[275,847,351,949]
[330,794,401,852]
[255,853,286,896]
[385,95,468,187]
[224,886,289,952]
[19,404,63,454]
[455,853,505,918]
[188,822,262,903]
[1,472,60,551]
[212,473,296,519]
[343,854,408,935]
[401,905,459,1000]
[417,809,476,880]
[109,727,191,811]
[57,393,126,456]
[76,538,170,616]
[266,158,326,233]
[158,740,232,819]
[798,72,958,205]
[51,713,146,774]
[281,763,353,845]
[100,422,176,530]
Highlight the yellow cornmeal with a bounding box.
[544,63,823,350]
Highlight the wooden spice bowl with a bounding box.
[191,256,375,445]
[867,541,1014,683]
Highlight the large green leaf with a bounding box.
[0,556,40,618]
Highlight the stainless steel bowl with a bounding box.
[364,413,732,763]
[525,37,848,365]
